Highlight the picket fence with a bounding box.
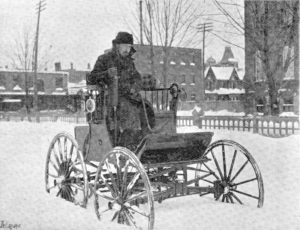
[1,112,299,137]
[177,115,300,137]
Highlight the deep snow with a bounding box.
[0,122,299,230]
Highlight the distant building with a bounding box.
[0,68,70,112]
[204,66,245,112]
[133,44,203,106]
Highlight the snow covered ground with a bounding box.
[0,122,300,230]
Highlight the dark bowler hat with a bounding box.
[112,32,133,45]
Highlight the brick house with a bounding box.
[133,44,203,106]
[0,68,69,111]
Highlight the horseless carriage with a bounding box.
[45,75,264,230]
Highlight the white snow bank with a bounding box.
[204,110,245,116]
[279,112,299,117]
[0,122,299,230]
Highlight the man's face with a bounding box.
[117,44,132,57]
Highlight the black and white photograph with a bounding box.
[0,0,299,229]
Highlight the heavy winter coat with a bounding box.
[87,48,143,131]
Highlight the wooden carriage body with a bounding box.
[74,83,213,164]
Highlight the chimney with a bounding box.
[54,62,61,71]
[70,62,73,70]
[87,63,91,70]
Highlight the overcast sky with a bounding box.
[0,0,245,70]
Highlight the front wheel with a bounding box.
[196,140,264,208]
[45,132,88,207]
[94,147,154,230]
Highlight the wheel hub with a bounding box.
[213,180,234,199]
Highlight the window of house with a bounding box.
[206,81,213,90]
[55,77,63,88]
[13,74,21,87]
[37,79,45,92]
[190,94,196,101]
[0,73,6,89]
[191,73,196,84]
[181,74,186,84]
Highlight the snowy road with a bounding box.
[0,122,299,230]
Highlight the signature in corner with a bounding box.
[0,220,21,230]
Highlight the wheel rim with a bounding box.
[94,147,154,230]
[45,132,88,207]
[196,140,264,208]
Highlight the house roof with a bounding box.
[220,46,234,64]
[205,66,244,80]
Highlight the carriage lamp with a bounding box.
[86,98,96,113]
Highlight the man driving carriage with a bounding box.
[87,31,155,148]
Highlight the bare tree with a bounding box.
[7,26,34,115]
[126,0,203,87]
[213,0,299,115]
[7,25,53,115]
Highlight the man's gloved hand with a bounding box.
[108,67,118,77]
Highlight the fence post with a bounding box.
[253,116,258,133]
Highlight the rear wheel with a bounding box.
[94,147,154,230]
[45,132,88,207]
[196,140,264,208]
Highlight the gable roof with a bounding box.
[210,66,234,80]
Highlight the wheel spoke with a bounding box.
[232,178,257,187]
[228,194,234,203]
[68,144,74,161]
[52,149,61,167]
[221,195,225,202]
[230,160,249,183]
[111,210,120,222]
[56,189,62,197]
[126,172,141,196]
[225,195,229,203]
[126,205,150,218]
[124,209,139,229]
[121,160,130,196]
[222,144,227,180]
[57,138,64,163]
[68,183,84,191]
[49,159,59,173]
[47,173,58,178]
[231,189,259,200]
[126,191,148,203]
[47,184,58,191]
[100,174,118,199]
[228,150,237,181]
[202,162,220,180]
[211,149,224,180]
[105,160,120,196]
[63,136,68,161]
[201,178,214,184]
[230,192,243,204]
[95,190,115,201]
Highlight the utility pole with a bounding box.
[139,0,144,45]
[33,0,46,120]
[197,22,213,103]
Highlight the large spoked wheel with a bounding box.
[196,140,264,208]
[45,132,88,207]
[94,147,154,230]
